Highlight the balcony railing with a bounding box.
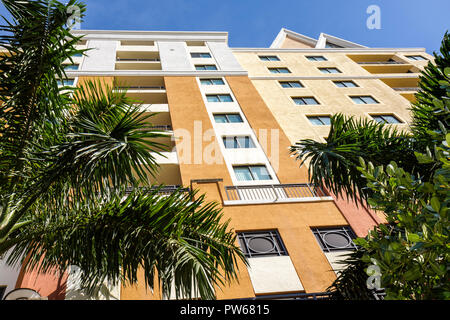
[116,58,160,62]
[149,125,173,131]
[115,86,165,90]
[225,183,328,202]
[358,61,405,65]
[392,87,419,91]
[236,292,333,300]
[125,185,189,196]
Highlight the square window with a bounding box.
[259,55,280,61]
[191,52,212,58]
[206,94,233,102]
[223,136,256,149]
[213,113,243,123]
[268,67,291,74]
[238,230,288,258]
[200,78,225,85]
[371,114,402,124]
[351,96,378,104]
[293,97,319,105]
[334,80,358,88]
[312,226,357,252]
[233,165,272,181]
[319,67,341,74]
[279,81,304,88]
[307,116,331,126]
[306,56,327,61]
[195,65,217,71]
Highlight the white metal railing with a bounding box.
[225,183,328,202]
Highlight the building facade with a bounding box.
[0,28,433,300]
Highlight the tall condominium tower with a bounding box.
[0,28,432,300]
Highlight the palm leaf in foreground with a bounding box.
[4,188,246,300]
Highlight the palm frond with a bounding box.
[5,188,247,300]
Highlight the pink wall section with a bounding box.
[15,265,67,300]
[329,190,385,237]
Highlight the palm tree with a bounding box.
[291,32,449,299]
[0,0,245,300]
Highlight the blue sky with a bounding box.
[1,0,449,53]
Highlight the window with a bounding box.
[191,52,212,58]
[306,55,327,61]
[195,65,217,71]
[233,165,272,181]
[259,55,280,61]
[319,67,341,74]
[200,78,225,85]
[238,230,288,258]
[72,53,83,57]
[213,113,243,123]
[334,80,358,88]
[206,94,233,102]
[268,67,291,74]
[292,97,320,105]
[223,136,256,149]
[351,95,379,104]
[64,64,79,71]
[325,42,343,48]
[312,227,357,252]
[307,116,331,126]
[57,79,75,86]
[371,114,402,124]
[279,81,304,88]
[406,55,427,61]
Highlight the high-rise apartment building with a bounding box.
[0,28,433,300]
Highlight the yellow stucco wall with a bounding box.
[232,50,433,143]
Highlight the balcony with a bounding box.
[224,183,332,205]
[125,185,189,196]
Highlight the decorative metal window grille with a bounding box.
[237,230,288,258]
[312,226,358,252]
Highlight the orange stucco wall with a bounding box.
[120,76,352,300]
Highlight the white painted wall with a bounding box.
[158,41,192,71]
[0,249,22,298]
[207,41,244,71]
[82,40,118,71]
[324,250,354,274]
[246,256,304,294]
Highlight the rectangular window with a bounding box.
[334,80,358,88]
[259,55,280,61]
[312,227,357,252]
[64,64,79,71]
[406,55,427,61]
[238,230,288,258]
[233,165,272,181]
[57,79,75,86]
[307,116,331,126]
[200,78,225,85]
[325,42,343,48]
[206,94,233,102]
[268,67,291,74]
[319,67,341,74]
[371,114,402,124]
[279,81,304,88]
[351,95,379,104]
[213,113,243,123]
[195,65,218,71]
[223,136,256,149]
[191,52,212,58]
[292,97,320,105]
[306,55,327,61]
[72,53,83,57]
